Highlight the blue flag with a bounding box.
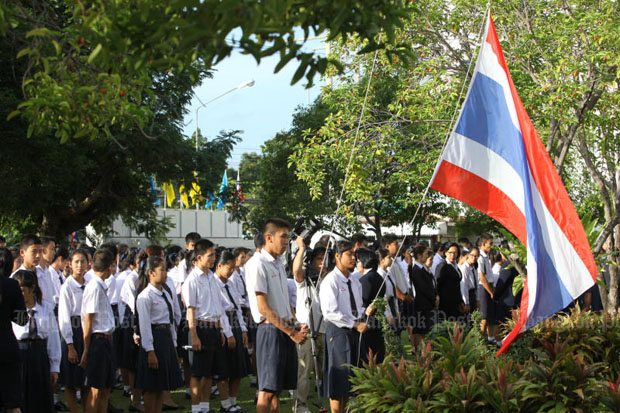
[217,171,228,210]
[205,192,216,209]
[149,175,160,206]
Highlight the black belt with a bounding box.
[152,323,171,329]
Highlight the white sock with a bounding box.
[229,396,237,405]
[191,405,202,413]
[186,387,191,395]
[221,398,231,408]
[124,385,130,392]
[199,402,210,412]
[76,390,81,399]
[53,393,59,403]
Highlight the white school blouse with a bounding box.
[459,262,478,305]
[229,269,249,309]
[49,266,64,305]
[182,267,232,338]
[12,302,61,373]
[58,276,85,344]
[136,284,178,352]
[319,267,365,329]
[120,270,139,314]
[245,249,294,324]
[81,275,115,334]
[214,276,247,332]
[12,265,55,307]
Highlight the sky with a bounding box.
[182,38,326,170]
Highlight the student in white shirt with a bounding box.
[292,237,328,413]
[246,219,309,413]
[214,251,250,413]
[118,249,143,411]
[12,269,61,413]
[13,234,55,308]
[459,248,480,314]
[58,249,89,413]
[477,234,499,344]
[320,240,370,413]
[49,245,69,310]
[135,256,183,413]
[377,249,398,330]
[182,239,232,413]
[80,248,117,413]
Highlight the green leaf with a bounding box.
[87,44,103,64]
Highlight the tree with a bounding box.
[290,35,453,242]
[1,0,415,142]
[228,98,342,231]
[0,15,239,241]
[411,0,620,310]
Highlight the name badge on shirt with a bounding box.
[271,273,278,278]
[340,288,347,292]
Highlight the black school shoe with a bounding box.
[54,400,70,411]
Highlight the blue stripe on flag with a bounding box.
[456,71,575,328]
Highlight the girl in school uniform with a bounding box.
[12,269,61,413]
[58,249,89,412]
[214,251,249,413]
[135,256,184,413]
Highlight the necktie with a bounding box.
[385,274,397,316]
[346,279,358,319]
[27,308,37,339]
[239,274,248,299]
[224,284,238,310]
[160,290,174,325]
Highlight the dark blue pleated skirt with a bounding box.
[135,325,184,391]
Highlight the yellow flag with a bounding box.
[163,182,176,207]
[189,171,202,205]
[179,184,190,209]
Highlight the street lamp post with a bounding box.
[194,79,255,151]
[193,79,255,210]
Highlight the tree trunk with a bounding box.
[607,225,620,313]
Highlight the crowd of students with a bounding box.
[0,223,599,413]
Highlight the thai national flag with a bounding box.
[429,14,597,355]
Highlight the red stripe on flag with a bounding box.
[486,16,597,281]
[430,161,527,243]
[496,272,531,356]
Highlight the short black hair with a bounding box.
[350,233,367,245]
[0,247,14,278]
[378,248,391,260]
[263,218,291,235]
[0,236,5,243]
[434,242,448,253]
[381,234,398,248]
[40,236,56,248]
[216,250,235,267]
[355,247,378,270]
[458,237,471,245]
[253,232,265,249]
[478,233,493,246]
[232,247,245,259]
[92,249,115,272]
[69,249,88,262]
[20,234,42,250]
[194,239,215,256]
[185,232,202,244]
[99,242,119,258]
[445,242,461,256]
[54,245,70,261]
[335,240,353,255]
